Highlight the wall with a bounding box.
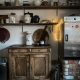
[0,4,80,60]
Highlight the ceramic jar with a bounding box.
[24,13,31,23]
[34,0,42,6]
[14,0,20,6]
[9,13,16,23]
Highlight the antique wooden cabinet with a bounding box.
[8,45,51,80]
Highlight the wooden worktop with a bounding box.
[8,45,51,49]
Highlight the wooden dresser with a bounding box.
[8,45,51,80]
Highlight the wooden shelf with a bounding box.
[23,23,56,25]
[0,6,80,10]
[57,6,80,9]
[0,6,55,10]
[0,23,56,26]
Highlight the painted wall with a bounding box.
[0,1,80,60]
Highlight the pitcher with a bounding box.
[26,33,33,45]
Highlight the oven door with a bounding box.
[64,21,80,58]
[64,22,80,45]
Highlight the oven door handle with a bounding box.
[65,34,68,41]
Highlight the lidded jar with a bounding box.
[9,13,16,23]
[24,12,32,23]
[33,0,42,6]
[14,0,20,6]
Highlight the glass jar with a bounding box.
[9,13,16,23]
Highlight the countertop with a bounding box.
[8,44,51,49]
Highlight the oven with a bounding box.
[63,16,80,80]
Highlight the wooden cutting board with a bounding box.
[32,29,49,43]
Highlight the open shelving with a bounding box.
[0,6,80,10]
[0,23,56,26]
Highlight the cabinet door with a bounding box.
[30,54,49,80]
[9,53,30,80]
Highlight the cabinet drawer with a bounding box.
[9,48,29,53]
[31,48,48,52]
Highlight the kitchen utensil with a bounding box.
[24,14,31,23]
[5,0,11,6]
[14,0,20,6]
[67,0,80,6]
[23,1,30,6]
[0,27,10,43]
[32,29,49,45]
[24,12,33,23]
[9,13,16,23]
[26,32,33,45]
[41,0,49,6]
[33,0,42,6]
[5,2,11,6]
[0,15,8,24]
[51,0,58,6]
[40,20,51,23]
[32,15,40,23]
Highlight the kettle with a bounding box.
[24,12,33,23]
[32,15,40,23]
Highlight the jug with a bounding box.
[24,12,33,23]
[26,32,33,45]
[32,15,40,23]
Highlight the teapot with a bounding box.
[32,15,40,23]
[24,12,33,23]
